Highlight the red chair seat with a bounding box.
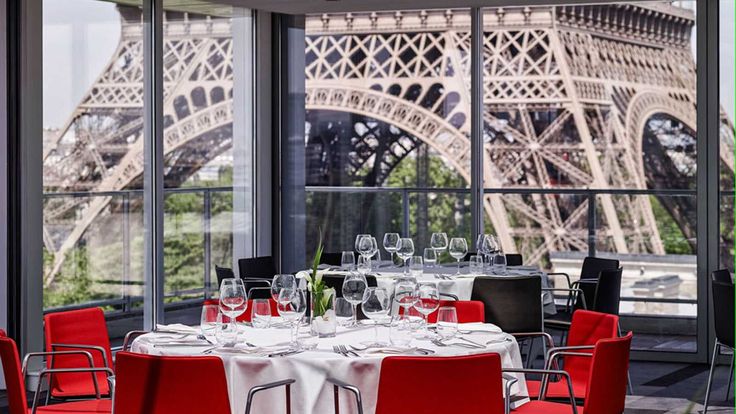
[513,400,583,414]
[526,378,587,400]
[33,400,112,414]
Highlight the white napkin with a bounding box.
[458,323,502,333]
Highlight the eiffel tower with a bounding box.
[42,4,735,281]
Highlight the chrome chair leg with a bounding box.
[704,342,719,414]
[725,353,734,402]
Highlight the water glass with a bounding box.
[341,251,356,271]
[389,315,414,348]
[430,232,448,265]
[394,280,418,316]
[436,306,458,340]
[214,311,238,344]
[357,256,371,275]
[356,235,375,258]
[383,233,401,265]
[493,253,508,275]
[219,278,247,323]
[409,255,423,277]
[335,298,354,327]
[448,237,468,275]
[469,255,484,275]
[413,282,440,337]
[251,299,272,329]
[200,303,219,336]
[396,238,415,275]
[277,288,307,348]
[342,273,368,326]
[423,248,437,269]
[271,274,297,302]
[354,234,370,253]
[362,287,391,346]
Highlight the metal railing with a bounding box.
[42,185,704,316]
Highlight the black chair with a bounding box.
[471,276,553,366]
[214,265,235,288]
[320,252,344,267]
[591,267,622,316]
[704,276,735,413]
[238,256,277,280]
[506,254,523,266]
[545,267,622,330]
[712,269,733,284]
[549,256,619,311]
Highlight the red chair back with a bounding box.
[0,331,30,414]
[114,352,231,414]
[375,354,504,414]
[584,332,633,414]
[203,298,279,322]
[564,310,619,385]
[44,307,113,397]
[403,300,485,323]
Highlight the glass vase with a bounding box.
[310,287,337,338]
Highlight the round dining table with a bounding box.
[132,321,530,414]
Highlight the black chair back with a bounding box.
[505,254,523,266]
[462,252,478,262]
[592,267,622,315]
[238,256,276,279]
[247,286,273,301]
[320,253,344,267]
[712,269,733,284]
[321,274,378,320]
[214,266,235,288]
[580,256,620,280]
[471,276,542,334]
[713,278,735,348]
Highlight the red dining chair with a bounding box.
[402,300,485,323]
[203,298,279,323]
[328,354,506,414]
[0,330,112,414]
[43,308,114,400]
[114,351,294,414]
[508,332,633,414]
[527,310,619,400]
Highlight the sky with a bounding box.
[41,0,735,129]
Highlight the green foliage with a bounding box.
[649,195,693,255]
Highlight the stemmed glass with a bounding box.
[413,282,440,338]
[394,280,418,318]
[355,234,370,253]
[430,232,448,266]
[277,288,307,349]
[477,234,490,268]
[342,272,369,327]
[219,278,247,337]
[483,235,500,271]
[271,274,297,302]
[448,237,468,275]
[396,238,415,275]
[383,233,401,266]
[357,235,375,259]
[362,287,391,346]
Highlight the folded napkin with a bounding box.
[458,323,502,334]
[156,324,199,334]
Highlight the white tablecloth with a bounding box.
[132,323,529,414]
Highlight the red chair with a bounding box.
[0,330,112,414]
[114,352,294,414]
[402,300,485,323]
[203,298,279,323]
[328,354,506,414]
[43,308,114,400]
[508,332,633,414]
[527,310,619,400]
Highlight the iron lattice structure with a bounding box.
[43,4,734,281]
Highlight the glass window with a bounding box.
[161,4,254,324]
[294,9,472,269]
[720,0,735,273]
[42,0,144,342]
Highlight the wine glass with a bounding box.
[436,306,458,340]
[341,251,355,271]
[394,280,418,318]
[219,278,247,318]
[413,282,440,338]
[369,237,379,261]
[357,235,375,259]
[483,235,499,270]
[430,232,448,265]
[271,274,297,302]
[383,233,401,266]
[423,248,437,269]
[342,272,368,327]
[355,234,370,253]
[396,238,415,275]
[357,256,371,276]
[277,288,307,348]
[448,237,468,275]
[476,234,489,267]
[362,287,390,346]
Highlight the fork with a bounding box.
[340,344,360,357]
[333,345,348,357]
